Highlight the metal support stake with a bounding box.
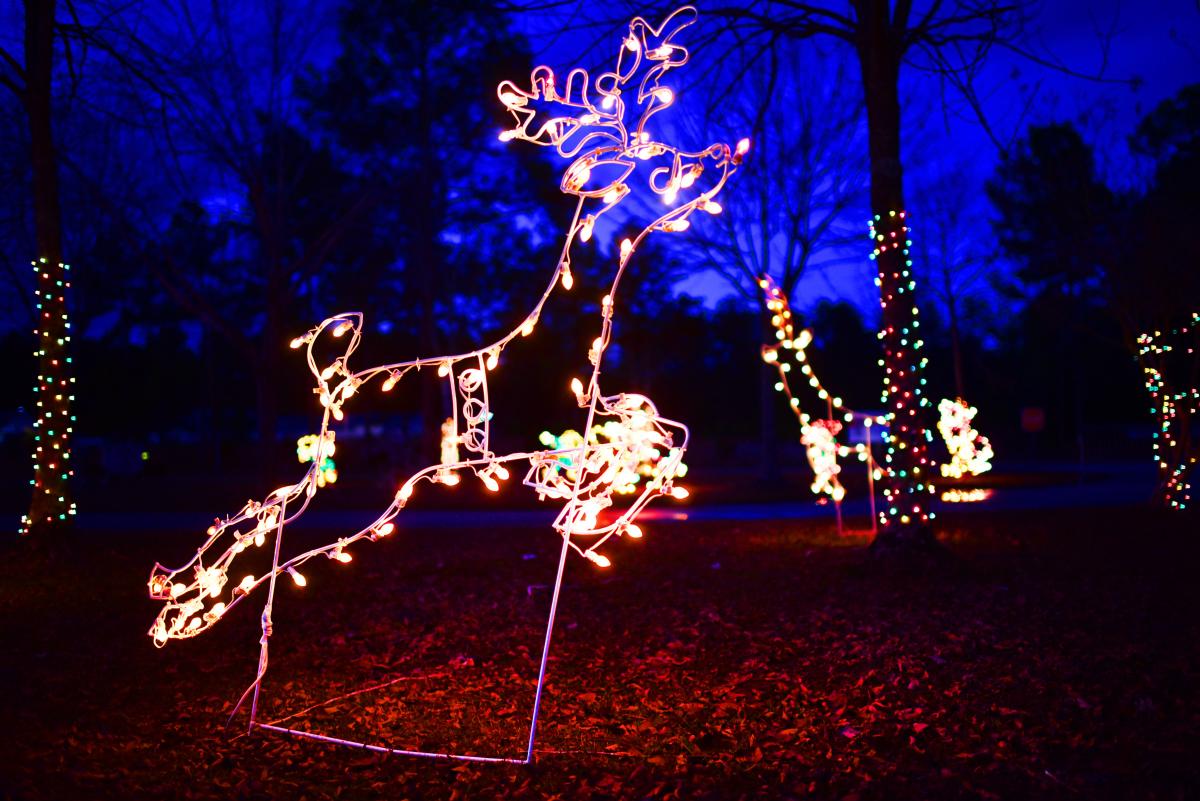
[249,498,288,733]
[524,530,573,764]
[865,421,877,533]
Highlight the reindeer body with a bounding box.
[145,7,746,764]
[149,4,744,648]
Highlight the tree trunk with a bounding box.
[21,0,75,536]
[948,298,965,399]
[941,263,966,399]
[759,312,781,483]
[415,27,444,461]
[254,337,280,481]
[856,0,936,541]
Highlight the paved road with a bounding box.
[2,472,1155,533]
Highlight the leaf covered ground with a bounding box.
[2,505,1198,800]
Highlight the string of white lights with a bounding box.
[147,6,748,647]
[147,4,745,682]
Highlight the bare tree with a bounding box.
[676,43,868,480]
[1,0,76,536]
[62,0,372,466]
[684,45,867,304]
[698,1,1025,539]
[909,160,998,398]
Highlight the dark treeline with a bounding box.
[1,1,1197,508]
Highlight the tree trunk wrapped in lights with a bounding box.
[869,210,935,530]
[145,6,746,765]
[19,0,75,536]
[1137,314,1199,511]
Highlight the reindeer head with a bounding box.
[497,6,747,249]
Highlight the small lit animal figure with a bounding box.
[148,5,745,648]
[801,419,847,502]
[936,397,994,479]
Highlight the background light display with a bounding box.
[20,257,76,535]
[1137,313,1199,510]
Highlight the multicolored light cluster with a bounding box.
[870,211,936,528]
[759,270,996,513]
[296,433,338,488]
[1136,313,1198,510]
[20,257,76,535]
[539,419,688,496]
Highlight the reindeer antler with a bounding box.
[499,5,747,246]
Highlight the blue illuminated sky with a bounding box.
[2,1,1197,335]
[662,0,1200,316]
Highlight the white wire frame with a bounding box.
[145,5,746,764]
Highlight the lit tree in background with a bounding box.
[1124,87,1200,509]
[1,0,76,535]
[677,46,867,481]
[684,0,1107,539]
[1136,318,1198,511]
[990,86,1200,507]
[625,0,1029,537]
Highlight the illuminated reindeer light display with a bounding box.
[147,6,745,763]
